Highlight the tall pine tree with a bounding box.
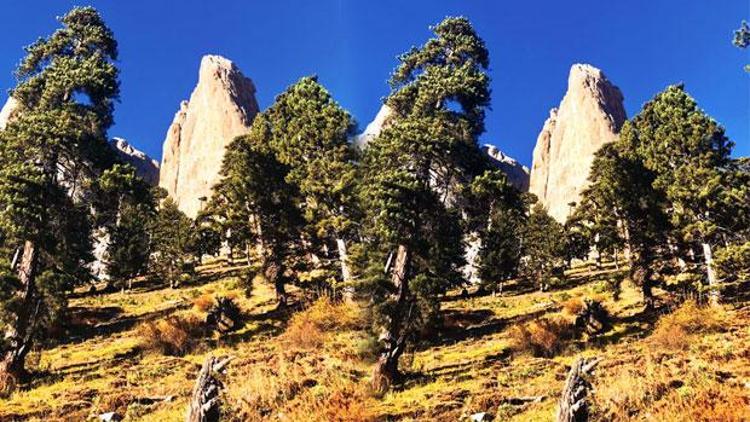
[0,7,119,391]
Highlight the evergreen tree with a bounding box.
[95,164,156,290]
[150,198,197,288]
[358,16,491,390]
[577,141,669,309]
[0,7,119,391]
[207,114,305,306]
[264,76,358,287]
[463,169,527,291]
[521,204,566,291]
[628,85,738,304]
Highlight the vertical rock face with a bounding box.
[110,138,160,186]
[0,96,18,130]
[353,104,393,149]
[529,64,626,222]
[159,55,260,217]
[482,144,530,192]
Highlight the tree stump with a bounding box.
[556,357,600,422]
[185,355,232,422]
[205,297,242,334]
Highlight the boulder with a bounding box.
[159,55,260,217]
[529,64,626,222]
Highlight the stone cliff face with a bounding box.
[482,144,530,192]
[159,55,260,217]
[110,138,160,186]
[529,64,626,222]
[353,104,393,150]
[0,96,18,130]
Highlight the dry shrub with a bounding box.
[595,356,750,422]
[228,355,374,421]
[509,315,574,357]
[140,314,203,356]
[561,297,584,317]
[193,293,214,312]
[282,297,362,350]
[649,301,726,351]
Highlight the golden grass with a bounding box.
[648,300,726,351]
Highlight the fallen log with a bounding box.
[556,357,600,422]
[185,355,233,422]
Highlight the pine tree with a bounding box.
[521,204,566,291]
[358,16,491,390]
[95,164,157,290]
[264,76,358,288]
[628,85,738,305]
[150,198,197,288]
[207,114,305,306]
[576,140,669,309]
[0,7,119,392]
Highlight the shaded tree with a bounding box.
[522,204,566,291]
[0,7,119,392]
[150,198,197,288]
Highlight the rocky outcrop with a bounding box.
[110,138,160,186]
[159,55,260,217]
[353,104,393,150]
[482,144,530,191]
[529,64,626,222]
[0,96,18,130]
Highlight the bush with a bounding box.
[140,314,203,356]
[509,316,574,357]
[282,297,362,350]
[193,293,214,312]
[649,301,725,351]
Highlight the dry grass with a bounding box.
[139,314,204,356]
[193,293,215,312]
[509,315,574,357]
[282,296,362,350]
[648,301,726,351]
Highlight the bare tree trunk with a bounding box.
[372,244,411,393]
[185,355,232,422]
[701,242,719,306]
[0,241,39,394]
[336,238,354,301]
[556,357,600,422]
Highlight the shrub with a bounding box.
[282,297,362,350]
[509,316,574,357]
[140,314,203,356]
[649,301,725,351]
[193,293,214,312]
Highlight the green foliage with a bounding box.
[713,241,750,283]
[150,199,197,288]
[95,164,157,287]
[0,6,120,379]
[521,204,566,289]
[733,20,750,71]
[207,115,305,302]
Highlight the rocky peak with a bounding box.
[482,144,530,192]
[159,54,260,217]
[353,104,393,149]
[0,96,18,130]
[110,137,160,186]
[529,63,626,222]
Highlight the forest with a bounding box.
[0,6,748,422]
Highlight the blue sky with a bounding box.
[0,1,747,166]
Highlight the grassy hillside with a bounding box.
[0,261,748,421]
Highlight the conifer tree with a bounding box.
[150,198,197,289]
[264,76,358,286]
[733,20,750,71]
[207,114,305,306]
[94,164,157,290]
[521,204,566,290]
[627,85,738,304]
[0,7,119,391]
[358,16,491,390]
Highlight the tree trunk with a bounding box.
[702,242,719,306]
[372,244,411,393]
[185,355,232,422]
[336,237,354,301]
[0,241,39,394]
[556,357,600,422]
[613,248,619,270]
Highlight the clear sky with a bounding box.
[0,1,747,166]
